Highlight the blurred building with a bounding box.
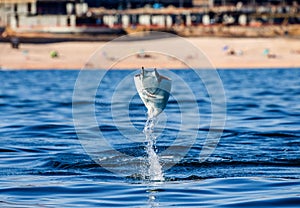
[83,0,298,8]
[0,0,299,38]
[0,0,90,29]
[84,0,193,9]
[0,0,84,28]
[210,0,297,6]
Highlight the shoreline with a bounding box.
[1,37,300,70]
[1,67,299,71]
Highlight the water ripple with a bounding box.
[0,69,300,207]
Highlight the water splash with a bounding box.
[143,115,164,181]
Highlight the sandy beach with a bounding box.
[1,37,300,70]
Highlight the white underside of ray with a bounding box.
[134,67,172,117]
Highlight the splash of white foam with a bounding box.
[143,116,164,181]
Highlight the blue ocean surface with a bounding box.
[0,68,300,207]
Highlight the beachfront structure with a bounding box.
[84,0,194,9]
[81,0,300,29]
[211,1,298,6]
[0,0,35,27]
[0,0,88,31]
[0,0,299,38]
[89,2,299,29]
[83,0,298,9]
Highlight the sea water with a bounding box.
[0,69,300,207]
